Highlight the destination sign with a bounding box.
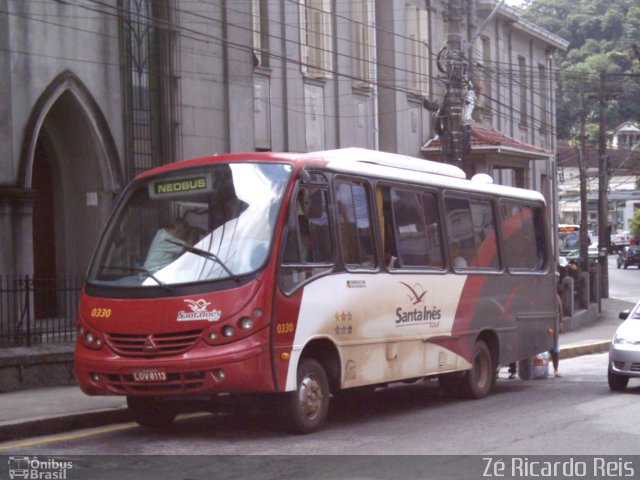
[149,175,212,198]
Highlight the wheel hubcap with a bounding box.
[298,374,323,419]
[474,353,489,388]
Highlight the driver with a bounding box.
[143,218,190,271]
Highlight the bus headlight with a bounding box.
[239,317,254,330]
[78,326,104,350]
[221,326,235,337]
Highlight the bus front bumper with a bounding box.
[75,337,275,396]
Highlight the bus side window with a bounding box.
[393,190,440,268]
[280,187,333,293]
[445,197,499,270]
[335,181,377,270]
[501,203,546,271]
[377,186,398,267]
[421,192,445,268]
[377,186,444,270]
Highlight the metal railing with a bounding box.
[0,276,82,347]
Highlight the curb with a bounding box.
[559,340,610,359]
[0,408,130,443]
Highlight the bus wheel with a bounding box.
[462,340,493,399]
[127,396,178,429]
[283,359,330,434]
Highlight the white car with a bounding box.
[608,300,640,390]
[588,237,599,260]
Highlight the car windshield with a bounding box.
[88,162,292,287]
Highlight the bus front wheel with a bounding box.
[283,358,330,434]
[127,396,178,429]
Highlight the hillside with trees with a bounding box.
[521,0,640,140]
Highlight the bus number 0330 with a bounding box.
[276,323,294,334]
[90,308,112,318]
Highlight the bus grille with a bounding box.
[106,329,203,357]
[105,371,206,394]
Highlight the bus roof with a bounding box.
[137,148,545,203]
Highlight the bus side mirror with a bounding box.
[619,310,630,320]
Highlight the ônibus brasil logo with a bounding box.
[396,282,441,327]
[177,299,222,322]
[8,456,73,479]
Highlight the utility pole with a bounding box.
[444,0,465,172]
[577,91,589,272]
[597,71,609,298]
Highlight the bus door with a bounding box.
[272,174,335,391]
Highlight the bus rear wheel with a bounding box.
[127,396,178,429]
[462,340,493,399]
[438,341,493,399]
[283,358,330,434]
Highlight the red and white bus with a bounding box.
[75,148,558,433]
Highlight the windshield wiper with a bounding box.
[99,265,172,291]
[167,240,240,283]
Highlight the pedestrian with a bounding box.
[551,293,562,377]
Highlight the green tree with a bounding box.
[523,0,640,139]
[629,208,640,238]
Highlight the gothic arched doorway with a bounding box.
[21,72,122,320]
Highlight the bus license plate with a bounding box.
[132,369,167,382]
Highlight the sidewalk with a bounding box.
[0,297,634,444]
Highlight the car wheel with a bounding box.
[282,358,330,434]
[127,396,178,428]
[607,367,629,391]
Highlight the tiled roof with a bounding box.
[423,126,550,155]
[469,126,549,153]
[557,139,640,172]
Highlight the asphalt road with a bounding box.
[3,352,638,458]
[608,253,640,303]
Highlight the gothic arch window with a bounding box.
[121,0,174,180]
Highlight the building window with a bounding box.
[252,0,269,67]
[481,36,492,115]
[518,56,528,127]
[121,0,170,180]
[299,0,333,79]
[538,64,549,133]
[351,0,375,88]
[406,5,429,96]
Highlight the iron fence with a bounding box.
[0,276,82,347]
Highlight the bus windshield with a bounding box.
[558,224,580,255]
[88,162,292,287]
